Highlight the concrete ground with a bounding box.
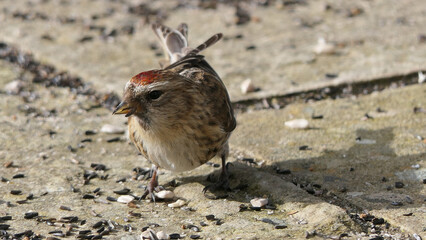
[0,0,425,239]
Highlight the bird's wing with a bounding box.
[202,73,236,133]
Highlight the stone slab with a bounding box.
[231,83,426,236]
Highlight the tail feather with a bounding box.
[152,23,188,65]
[186,33,223,56]
[152,23,223,70]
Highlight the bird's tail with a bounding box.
[152,23,189,68]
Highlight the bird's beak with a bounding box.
[113,101,134,117]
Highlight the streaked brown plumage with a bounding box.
[113,23,236,199]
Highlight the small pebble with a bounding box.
[313,38,336,55]
[411,164,420,169]
[395,182,404,188]
[250,198,268,208]
[155,190,175,200]
[4,80,25,94]
[168,199,186,208]
[190,235,200,239]
[100,124,125,134]
[156,231,169,240]
[418,71,425,84]
[372,218,385,225]
[205,215,215,221]
[117,195,134,204]
[3,161,13,168]
[284,119,309,129]
[391,201,403,206]
[240,78,257,94]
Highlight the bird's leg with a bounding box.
[141,165,160,201]
[203,145,232,197]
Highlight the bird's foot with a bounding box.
[140,177,163,202]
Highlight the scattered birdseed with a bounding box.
[81,138,92,143]
[10,190,22,195]
[190,234,200,239]
[92,221,105,229]
[26,193,34,200]
[24,212,39,219]
[299,145,311,151]
[372,218,385,225]
[59,206,71,211]
[116,177,126,183]
[0,224,10,230]
[93,188,101,194]
[91,163,106,171]
[311,114,323,119]
[12,173,25,179]
[16,199,28,204]
[169,233,181,239]
[1,177,9,182]
[83,194,95,199]
[59,216,79,223]
[395,182,404,188]
[79,230,91,235]
[85,130,97,135]
[106,196,117,202]
[114,188,131,195]
[0,216,12,221]
[106,137,121,142]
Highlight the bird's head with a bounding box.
[113,70,195,129]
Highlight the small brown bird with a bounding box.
[113,23,236,199]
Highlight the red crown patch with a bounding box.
[130,70,160,86]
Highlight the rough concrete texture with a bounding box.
[0,0,425,101]
[0,0,425,239]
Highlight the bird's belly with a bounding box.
[145,138,210,172]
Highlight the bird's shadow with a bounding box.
[175,127,425,210]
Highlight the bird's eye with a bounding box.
[148,90,162,100]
